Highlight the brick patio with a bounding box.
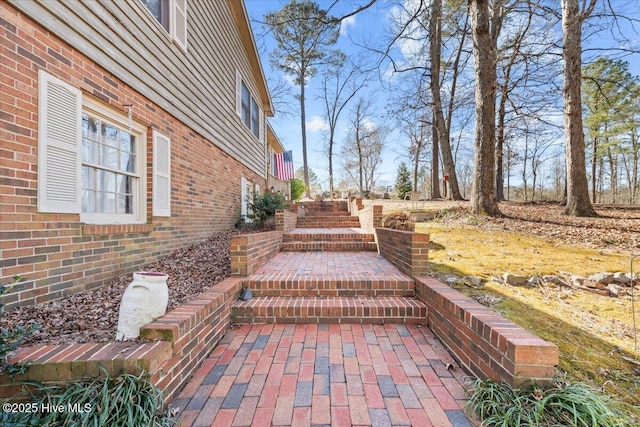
[176,323,474,427]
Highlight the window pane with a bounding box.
[82,166,95,190]
[121,131,134,153]
[102,145,119,170]
[251,99,259,138]
[117,194,134,214]
[97,170,116,192]
[241,83,251,127]
[97,191,116,213]
[116,174,132,194]
[140,0,170,31]
[102,123,119,147]
[82,138,99,164]
[82,189,96,213]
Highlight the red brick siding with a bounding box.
[375,228,429,276]
[230,231,283,276]
[415,277,559,388]
[0,4,263,309]
[0,277,242,403]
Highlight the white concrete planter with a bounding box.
[116,271,169,340]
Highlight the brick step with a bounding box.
[295,221,361,228]
[298,215,358,221]
[281,241,378,252]
[283,232,375,242]
[231,296,426,324]
[242,274,413,297]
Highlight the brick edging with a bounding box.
[415,276,559,388]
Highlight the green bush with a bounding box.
[290,178,305,201]
[2,367,176,427]
[1,275,38,378]
[466,377,635,427]
[247,191,288,224]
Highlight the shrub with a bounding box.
[1,275,38,378]
[290,178,305,201]
[466,377,634,427]
[2,367,176,426]
[247,191,288,224]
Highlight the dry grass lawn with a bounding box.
[371,200,640,410]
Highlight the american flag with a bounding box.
[275,150,294,180]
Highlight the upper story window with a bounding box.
[139,0,188,51]
[236,72,264,143]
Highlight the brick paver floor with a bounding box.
[254,252,406,277]
[175,323,474,427]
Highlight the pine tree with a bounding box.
[395,162,413,200]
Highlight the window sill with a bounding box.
[82,223,154,236]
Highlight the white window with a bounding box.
[38,71,163,225]
[236,71,263,142]
[140,0,187,51]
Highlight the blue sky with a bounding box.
[245,0,640,193]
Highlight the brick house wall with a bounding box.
[0,3,264,310]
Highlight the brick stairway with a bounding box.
[232,201,427,324]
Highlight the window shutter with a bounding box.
[240,176,247,218]
[235,70,242,117]
[259,108,265,143]
[153,130,171,217]
[255,183,260,195]
[37,70,82,214]
[173,0,188,50]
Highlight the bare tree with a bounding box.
[561,0,597,216]
[340,97,386,194]
[469,0,504,216]
[430,0,464,200]
[319,53,368,197]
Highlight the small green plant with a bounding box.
[466,377,635,427]
[1,275,38,378]
[290,178,306,201]
[247,191,288,224]
[2,367,176,426]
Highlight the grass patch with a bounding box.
[2,367,176,426]
[466,378,635,426]
[416,222,640,412]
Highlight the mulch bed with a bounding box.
[1,226,270,347]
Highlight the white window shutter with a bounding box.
[37,70,82,214]
[235,70,242,117]
[153,130,171,217]
[259,108,265,143]
[173,0,188,50]
[255,183,260,195]
[240,176,247,218]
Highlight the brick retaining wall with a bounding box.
[275,210,297,232]
[230,231,283,276]
[0,278,243,403]
[375,228,429,276]
[415,277,559,388]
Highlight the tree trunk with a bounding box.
[562,0,597,216]
[430,0,462,200]
[431,117,441,198]
[300,78,310,198]
[591,137,597,204]
[469,0,500,215]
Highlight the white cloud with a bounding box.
[340,15,356,37]
[306,116,329,132]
